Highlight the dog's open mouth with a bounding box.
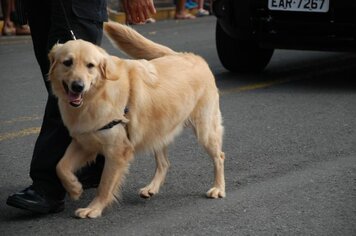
[62,81,83,107]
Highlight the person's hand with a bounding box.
[122,0,156,24]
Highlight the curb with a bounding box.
[108,7,197,23]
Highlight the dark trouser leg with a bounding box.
[28,0,104,200]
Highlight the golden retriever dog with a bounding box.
[49,21,225,219]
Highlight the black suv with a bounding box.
[212,0,356,72]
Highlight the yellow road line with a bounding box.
[220,77,298,95]
[0,115,41,125]
[0,127,40,142]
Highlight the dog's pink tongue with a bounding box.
[68,91,81,102]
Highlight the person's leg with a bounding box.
[1,0,16,35]
[195,0,209,17]
[10,0,31,35]
[175,0,196,19]
[5,0,66,213]
[7,0,104,213]
[45,0,106,192]
[176,0,186,15]
[31,0,105,199]
[26,0,69,202]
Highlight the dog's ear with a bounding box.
[48,43,63,65]
[48,43,63,78]
[100,56,120,81]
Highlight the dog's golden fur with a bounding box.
[49,21,225,219]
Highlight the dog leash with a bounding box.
[59,0,77,40]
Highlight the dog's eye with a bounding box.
[63,59,73,67]
[87,63,95,69]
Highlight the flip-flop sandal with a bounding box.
[174,13,196,20]
[196,9,210,17]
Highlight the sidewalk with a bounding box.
[0,6,200,37]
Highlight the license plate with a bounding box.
[268,0,329,13]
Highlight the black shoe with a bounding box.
[6,186,65,214]
[79,174,101,189]
[77,155,104,189]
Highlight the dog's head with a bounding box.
[48,39,118,108]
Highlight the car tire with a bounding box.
[216,21,274,73]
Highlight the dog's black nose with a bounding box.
[71,81,84,93]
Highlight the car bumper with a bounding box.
[213,0,356,51]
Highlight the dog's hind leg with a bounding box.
[139,146,170,198]
[56,140,97,200]
[192,102,226,199]
[75,135,134,219]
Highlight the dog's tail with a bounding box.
[104,21,176,60]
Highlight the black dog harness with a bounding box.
[97,107,129,131]
[97,120,124,131]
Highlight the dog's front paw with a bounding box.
[206,187,225,199]
[139,186,159,199]
[67,182,83,200]
[75,207,102,219]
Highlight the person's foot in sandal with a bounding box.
[128,18,156,25]
[174,13,196,20]
[196,9,210,17]
[2,21,16,36]
[16,24,31,35]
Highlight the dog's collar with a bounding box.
[97,107,129,131]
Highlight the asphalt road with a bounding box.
[0,16,355,235]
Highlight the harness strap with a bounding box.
[97,120,123,131]
[97,107,129,132]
